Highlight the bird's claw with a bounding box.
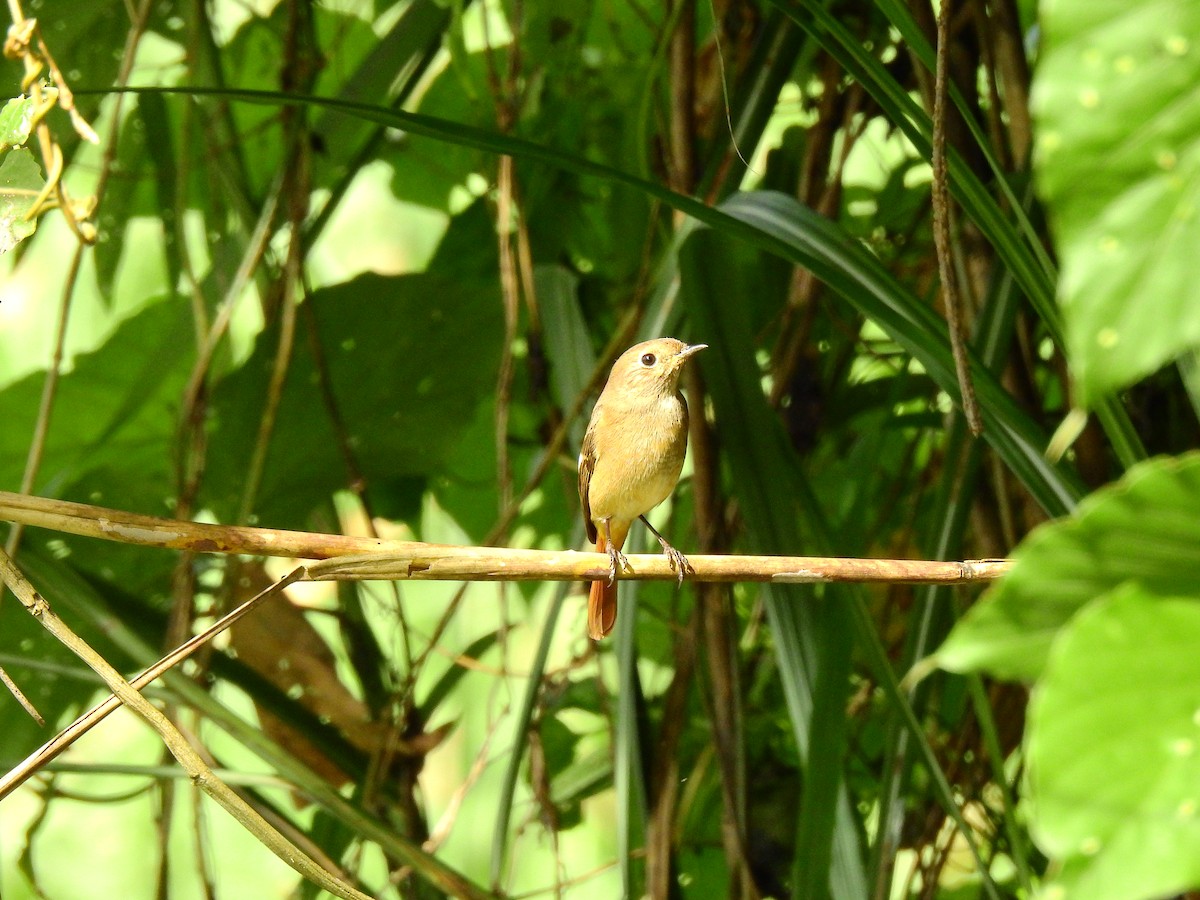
[606,544,631,586]
[661,543,693,586]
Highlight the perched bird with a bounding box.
[578,337,707,639]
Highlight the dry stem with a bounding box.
[0,491,1009,586]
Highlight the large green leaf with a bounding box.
[0,300,196,599]
[932,453,1200,681]
[1026,585,1200,899]
[1034,0,1200,403]
[0,300,189,503]
[204,271,502,528]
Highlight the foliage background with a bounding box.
[2,0,1200,898]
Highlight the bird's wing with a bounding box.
[578,427,598,545]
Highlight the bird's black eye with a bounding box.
[640,353,657,366]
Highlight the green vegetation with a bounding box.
[2,0,1198,897]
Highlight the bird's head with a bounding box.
[607,337,707,398]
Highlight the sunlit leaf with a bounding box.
[933,453,1200,681]
[0,96,36,150]
[1027,585,1200,899]
[1034,0,1200,403]
[0,148,42,252]
[0,300,187,503]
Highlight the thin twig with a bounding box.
[667,0,696,194]
[931,0,983,435]
[1,0,156,713]
[0,664,43,723]
[5,2,99,242]
[5,245,83,550]
[176,177,283,454]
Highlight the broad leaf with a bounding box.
[933,453,1200,681]
[0,300,188,504]
[204,271,502,528]
[1034,0,1200,402]
[1027,585,1200,899]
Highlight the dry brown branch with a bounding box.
[931,0,983,436]
[0,491,1010,585]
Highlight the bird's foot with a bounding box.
[606,543,631,586]
[657,537,694,585]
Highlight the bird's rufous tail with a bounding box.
[588,532,618,639]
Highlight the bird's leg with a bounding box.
[639,515,693,585]
[602,518,631,586]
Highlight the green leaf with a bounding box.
[537,263,591,447]
[0,147,43,252]
[0,96,36,149]
[93,94,162,300]
[933,453,1200,681]
[311,0,451,189]
[380,45,492,211]
[1027,585,1200,899]
[1034,0,1200,403]
[205,271,502,528]
[0,300,188,503]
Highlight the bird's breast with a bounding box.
[586,394,689,524]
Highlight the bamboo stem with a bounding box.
[0,491,1010,585]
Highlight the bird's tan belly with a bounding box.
[587,411,687,524]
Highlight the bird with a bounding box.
[578,337,707,639]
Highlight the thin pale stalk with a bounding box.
[0,492,1011,584]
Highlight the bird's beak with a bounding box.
[676,343,708,363]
